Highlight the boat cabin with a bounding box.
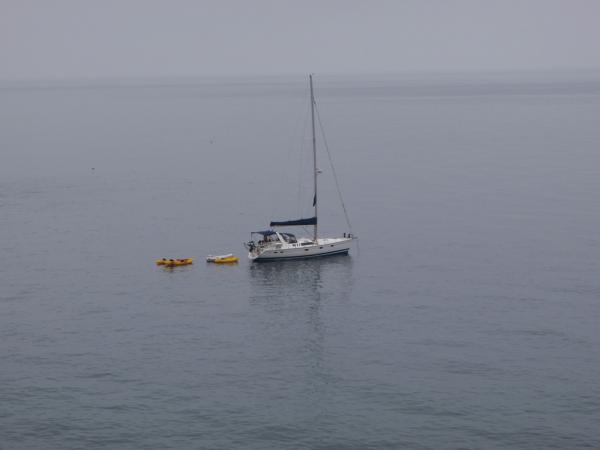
[250,230,298,247]
[245,229,319,256]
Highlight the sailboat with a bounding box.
[244,75,356,262]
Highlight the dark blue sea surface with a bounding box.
[1,73,600,449]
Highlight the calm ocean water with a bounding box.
[1,73,600,449]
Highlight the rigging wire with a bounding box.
[314,102,354,234]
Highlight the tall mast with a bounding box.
[310,74,318,242]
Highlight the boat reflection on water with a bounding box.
[247,255,355,385]
[248,253,354,296]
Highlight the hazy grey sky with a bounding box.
[1,0,599,80]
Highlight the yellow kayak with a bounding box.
[207,254,239,264]
[213,256,239,264]
[156,258,194,267]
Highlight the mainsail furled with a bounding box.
[270,217,317,227]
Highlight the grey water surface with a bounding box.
[1,73,600,449]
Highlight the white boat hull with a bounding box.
[249,237,353,262]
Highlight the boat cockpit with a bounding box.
[245,230,300,253]
[254,230,297,244]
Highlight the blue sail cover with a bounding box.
[270,217,317,227]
